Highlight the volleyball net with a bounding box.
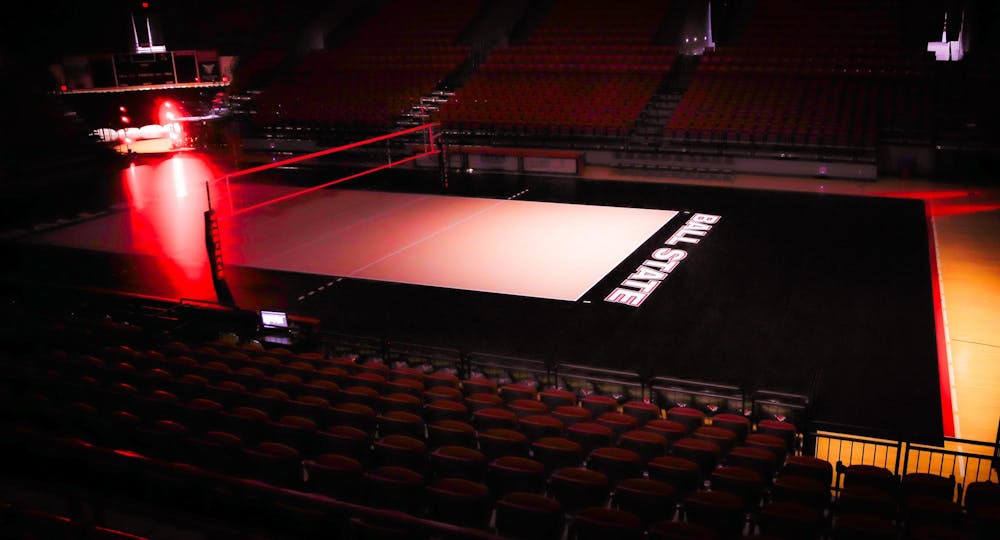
[200,123,441,301]
[206,122,441,218]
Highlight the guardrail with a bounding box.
[319,332,1000,497]
[319,331,812,427]
[809,419,1000,499]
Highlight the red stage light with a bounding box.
[156,100,187,126]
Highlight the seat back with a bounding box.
[495,492,564,540]
[549,466,611,515]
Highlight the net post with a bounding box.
[436,132,448,190]
[204,207,235,307]
[205,180,213,211]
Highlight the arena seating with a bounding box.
[0,500,150,539]
[436,67,670,137]
[1,298,997,540]
[666,0,934,149]
[667,47,932,147]
[434,0,677,138]
[251,0,481,129]
[232,0,968,172]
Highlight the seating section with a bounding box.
[240,0,942,153]
[252,0,481,129]
[437,67,671,137]
[2,302,996,540]
[525,0,667,46]
[741,0,903,49]
[253,46,469,128]
[436,0,676,138]
[0,500,149,539]
[666,0,933,148]
[196,1,330,92]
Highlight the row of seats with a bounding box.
[342,0,483,49]
[0,500,148,540]
[437,71,662,135]
[524,0,670,47]
[434,0,674,138]
[700,48,932,75]
[5,337,796,539]
[52,310,794,433]
[483,46,677,74]
[497,44,679,54]
[12,344,1000,540]
[661,0,932,150]
[234,0,946,152]
[47,319,785,437]
[739,0,902,48]
[667,68,931,148]
[290,47,470,71]
[43,324,802,473]
[213,1,329,92]
[479,63,673,74]
[251,0,482,128]
[9,305,1000,540]
[37,343,793,461]
[253,72,445,127]
[667,72,879,147]
[0,420,492,540]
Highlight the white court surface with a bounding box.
[226,189,678,301]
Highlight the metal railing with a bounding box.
[320,331,810,424]
[320,329,1000,502]
[809,419,1000,501]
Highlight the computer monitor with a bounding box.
[260,310,289,330]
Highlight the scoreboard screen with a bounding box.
[113,53,175,85]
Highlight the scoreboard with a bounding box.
[113,52,175,85]
[59,50,224,90]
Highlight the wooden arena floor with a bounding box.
[585,165,1000,447]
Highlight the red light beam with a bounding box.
[232,149,440,217]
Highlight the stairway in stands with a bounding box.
[617,54,738,180]
[627,54,701,151]
[393,86,457,130]
[391,0,507,133]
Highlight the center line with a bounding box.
[348,198,508,276]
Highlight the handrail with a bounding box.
[903,439,1000,487]
[388,339,463,358]
[318,331,815,425]
[469,351,551,373]
[650,374,742,393]
[809,426,1000,493]
[559,362,644,380]
[810,420,899,441]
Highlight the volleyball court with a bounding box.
[206,123,679,302]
